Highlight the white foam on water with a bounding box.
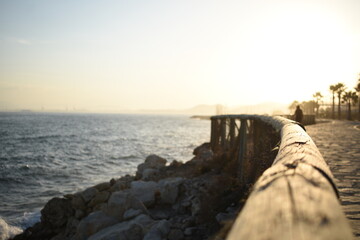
[17,211,41,229]
[0,218,22,240]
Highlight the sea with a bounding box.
[0,112,210,237]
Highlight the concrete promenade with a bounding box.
[306,120,360,238]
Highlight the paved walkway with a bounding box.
[306,120,360,238]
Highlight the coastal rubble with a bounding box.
[11,143,246,240]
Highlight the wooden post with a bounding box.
[229,118,236,148]
[210,118,215,150]
[220,118,227,150]
[237,119,247,182]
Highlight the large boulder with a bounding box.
[71,194,86,211]
[81,187,99,203]
[141,168,160,180]
[130,181,159,207]
[106,190,147,221]
[74,211,118,240]
[88,191,110,208]
[87,214,154,240]
[158,177,184,204]
[136,155,167,178]
[41,197,74,232]
[144,155,167,168]
[93,182,111,192]
[143,219,170,240]
[192,143,213,161]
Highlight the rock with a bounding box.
[158,177,184,204]
[149,207,173,220]
[168,229,184,240]
[64,194,74,199]
[123,209,144,221]
[144,155,167,169]
[136,155,167,178]
[215,212,237,224]
[41,197,73,231]
[88,191,110,208]
[130,181,159,207]
[184,227,195,236]
[142,168,160,180]
[143,219,171,240]
[191,197,201,217]
[193,143,210,156]
[93,203,108,212]
[81,187,99,203]
[192,143,213,161]
[143,230,161,240]
[63,217,79,237]
[154,219,171,236]
[75,209,85,219]
[87,214,153,240]
[109,180,130,192]
[169,160,183,167]
[180,216,195,229]
[106,190,147,221]
[74,211,118,240]
[93,182,111,192]
[72,194,86,210]
[110,178,116,186]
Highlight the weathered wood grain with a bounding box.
[226,119,353,240]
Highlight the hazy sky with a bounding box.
[1,0,360,112]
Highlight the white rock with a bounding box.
[130,181,159,207]
[158,177,184,204]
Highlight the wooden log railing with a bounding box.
[210,115,353,240]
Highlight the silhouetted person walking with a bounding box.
[295,105,303,123]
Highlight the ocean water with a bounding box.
[0,112,210,233]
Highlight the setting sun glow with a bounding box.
[1,0,359,113]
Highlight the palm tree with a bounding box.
[355,75,360,120]
[329,85,337,119]
[312,92,323,117]
[342,91,358,120]
[335,83,346,119]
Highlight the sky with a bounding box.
[0,0,360,112]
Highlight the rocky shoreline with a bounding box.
[10,143,248,240]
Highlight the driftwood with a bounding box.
[226,118,352,240]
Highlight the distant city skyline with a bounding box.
[1,0,360,112]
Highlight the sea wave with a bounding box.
[0,217,23,240]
